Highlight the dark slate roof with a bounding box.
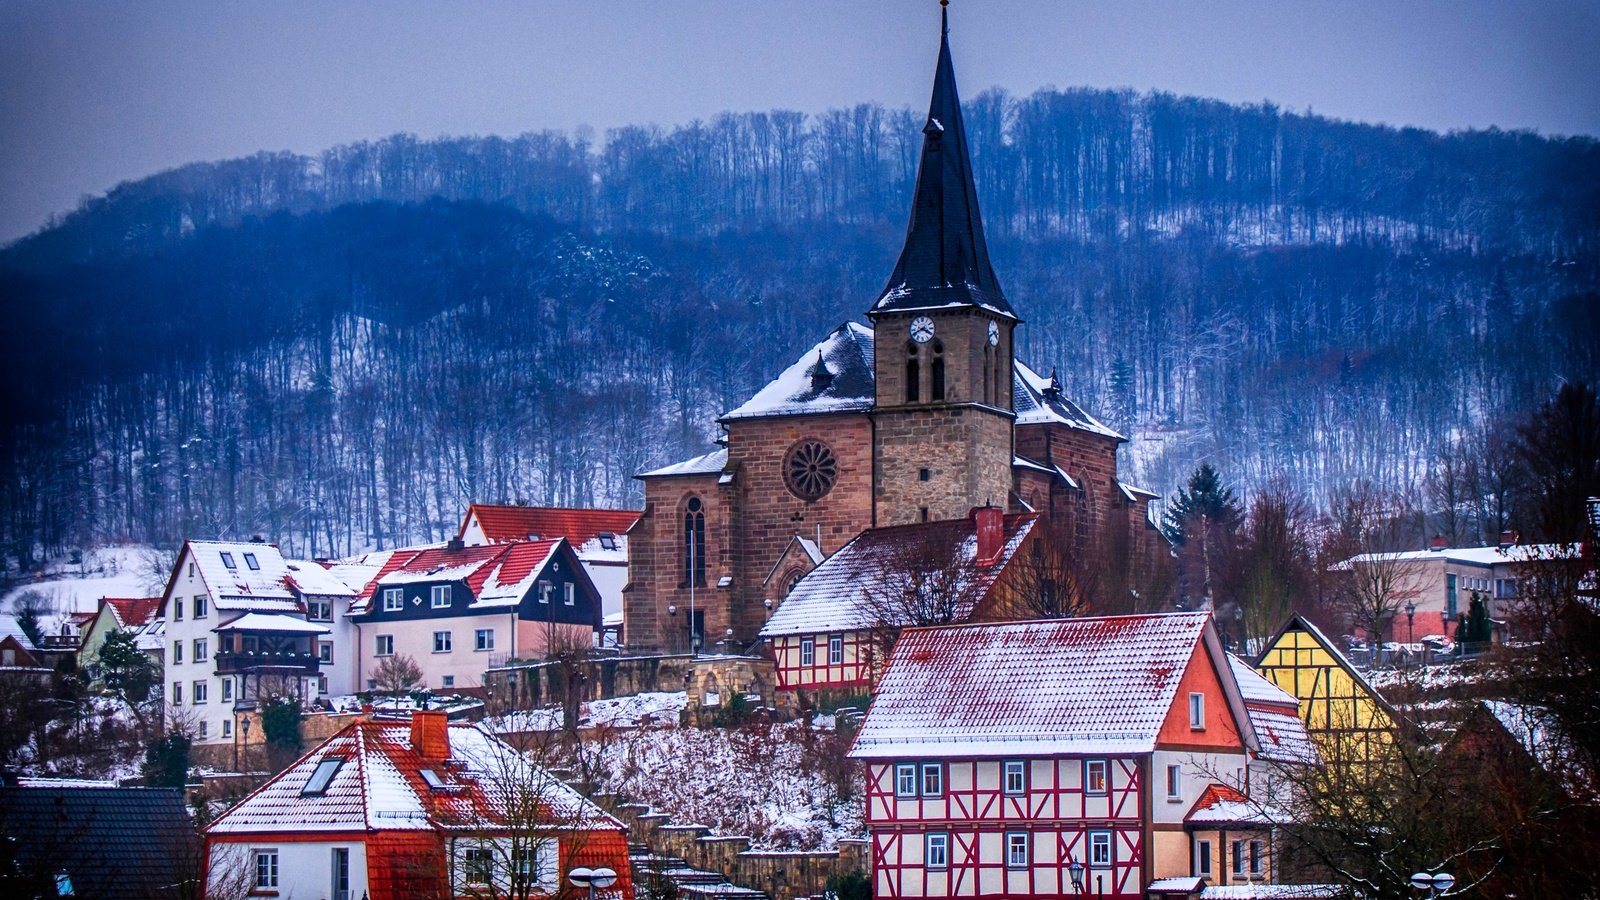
[873,8,1014,320]
[721,323,876,421]
[0,786,196,899]
[1013,359,1125,441]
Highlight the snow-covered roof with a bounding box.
[1200,886,1347,899]
[1149,876,1207,894]
[1013,359,1124,440]
[850,612,1236,758]
[352,540,576,613]
[721,323,876,421]
[103,597,161,630]
[1481,699,1594,797]
[1246,705,1319,765]
[213,613,331,635]
[759,512,1037,638]
[459,504,640,552]
[1118,481,1160,502]
[176,540,356,613]
[638,448,730,479]
[208,717,622,835]
[1185,783,1275,826]
[1228,655,1298,708]
[133,619,164,651]
[1333,542,1577,569]
[0,613,38,651]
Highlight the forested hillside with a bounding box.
[2,87,1597,566]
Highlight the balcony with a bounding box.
[215,649,321,676]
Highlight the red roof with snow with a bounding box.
[352,540,566,611]
[851,612,1250,759]
[102,597,161,629]
[460,504,639,546]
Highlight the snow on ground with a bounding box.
[594,718,864,851]
[487,691,689,733]
[2,545,164,619]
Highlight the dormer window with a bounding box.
[243,552,260,571]
[598,533,617,551]
[419,768,447,791]
[431,585,452,609]
[383,588,403,612]
[220,552,237,569]
[301,757,344,796]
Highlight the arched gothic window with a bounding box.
[931,340,946,401]
[905,341,921,403]
[683,497,706,586]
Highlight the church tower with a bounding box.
[871,6,1016,526]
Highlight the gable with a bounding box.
[1157,639,1248,749]
[1256,616,1395,740]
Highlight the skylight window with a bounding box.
[598,533,617,550]
[243,552,260,571]
[419,768,447,791]
[301,758,345,796]
[220,552,237,569]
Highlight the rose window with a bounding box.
[784,440,838,501]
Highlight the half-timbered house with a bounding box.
[350,538,602,692]
[849,612,1260,899]
[757,506,1038,702]
[1254,615,1396,764]
[205,710,632,900]
[458,504,640,619]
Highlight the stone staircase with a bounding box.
[629,842,771,900]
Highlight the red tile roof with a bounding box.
[461,504,639,546]
[850,612,1230,758]
[102,597,161,629]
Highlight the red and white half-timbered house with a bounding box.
[850,612,1261,899]
[757,507,1038,701]
[206,710,632,900]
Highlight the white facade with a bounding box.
[209,839,367,900]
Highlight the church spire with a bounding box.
[872,2,1014,319]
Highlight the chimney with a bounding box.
[972,506,1005,566]
[410,710,451,760]
[1498,529,1520,549]
[445,537,465,553]
[1428,535,1448,551]
[250,534,266,544]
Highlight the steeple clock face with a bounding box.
[987,320,1000,346]
[909,316,935,343]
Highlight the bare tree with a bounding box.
[371,653,424,700]
[993,516,1090,619]
[1323,484,1426,663]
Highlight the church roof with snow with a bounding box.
[721,323,876,421]
[873,7,1013,320]
[1013,359,1124,440]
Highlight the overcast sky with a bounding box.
[3,0,1597,244]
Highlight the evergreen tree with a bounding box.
[142,730,191,788]
[1164,463,1243,608]
[1459,592,1493,647]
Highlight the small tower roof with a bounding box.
[872,5,1015,320]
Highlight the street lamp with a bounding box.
[1067,859,1084,895]
[1405,600,1417,667]
[241,716,252,770]
[1410,870,1454,897]
[570,866,618,900]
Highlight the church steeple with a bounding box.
[872,4,1014,320]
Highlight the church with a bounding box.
[622,9,1168,653]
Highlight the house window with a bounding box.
[1089,831,1112,867]
[173,641,183,664]
[1006,832,1029,869]
[925,833,948,870]
[1232,840,1246,876]
[442,675,455,688]
[194,594,207,618]
[193,639,207,662]
[319,642,332,663]
[1446,573,1459,619]
[243,552,260,571]
[512,844,536,879]
[800,638,815,667]
[1250,839,1265,876]
[188,562,195,578]
[172,682,182,704]
[539,581,552,604]
[921,762,944,797]
[254,849,280,889]
[1167,764,1183,800]
[1085,759,1108,794]
[308,599,332,621]
[431,585,451,609]
[375,634,394,656]
[193,680,207,704]
[332,847,351,900]
[462,844,494,886]
[174,599,183,622]
[223,719,233,739]
[220,552,237,569]
[684,497,707,586]
[828,635,843,665]
[221,678,233,702]
[564,583,576,606]
[475,629,495,651]
[317,675,327,694]
[1189,692,1205,729]
[1196,839,1212,877]
[1003,760,1026,795]
[383,588,403,611]
[895,763,918,798]
[434,631,453,653]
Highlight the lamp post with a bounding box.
[1410,870,1455,898]
[1067,859,1084,895]
[569,866,617,900]
[240,715,252,770]
[1405,600,1416,668]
